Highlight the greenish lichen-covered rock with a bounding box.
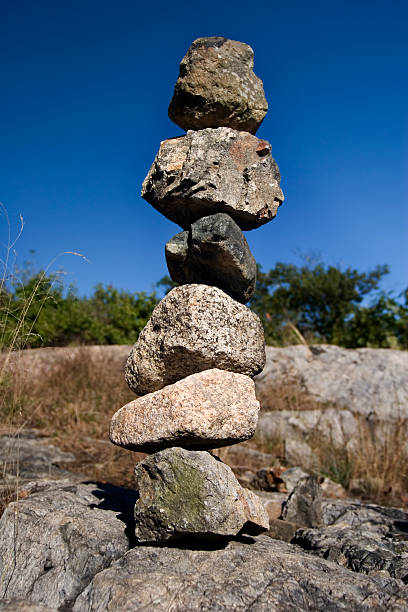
[133,448,269,542]
[168,37,268,134]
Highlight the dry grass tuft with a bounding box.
[253,380,408,507]
[0,347,145,502]
[1,345,407,512]
[311,418,408,506]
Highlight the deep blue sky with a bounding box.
[1,0,407,298]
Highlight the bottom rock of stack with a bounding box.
[133,447,269,543]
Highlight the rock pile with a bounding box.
[109,36,285,544]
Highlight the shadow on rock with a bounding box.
[88,482,139,548]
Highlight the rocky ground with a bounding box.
[1,343,407,610]
[1,430,408,611]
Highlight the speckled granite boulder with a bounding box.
[74,536,408,611]
[168,37,268,134]
[133,447,269,542]
[141,127,283,231]
[165,213,257,303]
[110,369,259,452]
[0,480,131,610]
[125,284,265,396]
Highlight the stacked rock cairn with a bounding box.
[109,37,284,543]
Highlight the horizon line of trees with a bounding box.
[1,259,407,350]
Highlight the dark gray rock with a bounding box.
[0,480,133,610]
[290,498,408,582]
[0,431,77,487]
[141,127,283,231]
[164,230,188,284]
[168,37,268,135]
[166,213,257,303]
[125,284,265,396]
[293,526,408,583]
[133,447,269,543]
[73,535,408,611]
[281,475,323,527]
[321,498,408,533]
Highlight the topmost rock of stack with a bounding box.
[168,37,268,135]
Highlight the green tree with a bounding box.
[0,271,158,348]
[250,261,406,348]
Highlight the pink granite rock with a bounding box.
[110,369,260,452]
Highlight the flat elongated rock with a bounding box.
[110,369,259,452]
[141,127,283,231]
[166,213,257,303]
[133,447,269,542]
[126,284,265,396]
[168,37,268,134]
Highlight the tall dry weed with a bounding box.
[0,205,90,513]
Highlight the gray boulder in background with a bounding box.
[168,37,268,135]
[0,431,78,490]
[133,447,269,542]
[166,213,257,303]
[126,284,265,396]
[141,127,283,231]
[255,345,408,466]
[256,345,408,420]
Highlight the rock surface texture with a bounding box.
[0,602,55,612]
[125,284,265,395]
[166,213,257,303]
[133,447,269,542]
[74,535,408,611]
[255,344,408,466]
[168,37,268,134]
[0,431,78,492]
[1,477,408,610]
[281,474,323,527]
[256,344,408,419]
[141,127,283,231]
[110,369,259,452]
[0,480,132,610]
[293,526,408,582]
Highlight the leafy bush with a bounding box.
[249,261,407,348]
[0,271,158,348]
[1,259,407,349]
